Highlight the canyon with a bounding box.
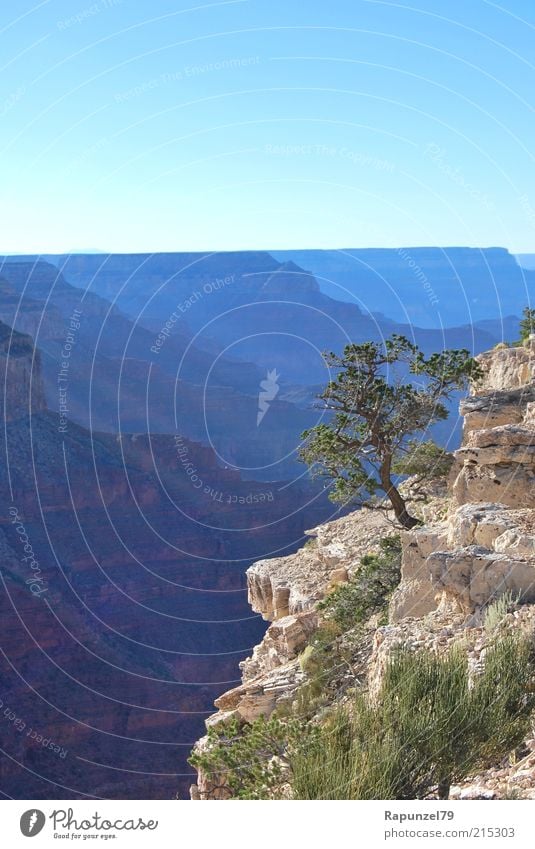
[0,319,336,799]
[0,249,532,801]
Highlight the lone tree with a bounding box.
[300,334,481,529]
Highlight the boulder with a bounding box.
[428,546,535,611]
[389,527,447,622]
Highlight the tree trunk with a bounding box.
[437,779,451,800]
[379,459,419,529]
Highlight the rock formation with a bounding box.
[391,337,535,621]
[190,508,395,798]
[273,247,535,328]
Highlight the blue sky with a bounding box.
[1,0,534,253]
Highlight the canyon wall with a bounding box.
[0,322,336,800]
[0,320,47,420]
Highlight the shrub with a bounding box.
[191,635,535,800]
[290,635,535,800]
[392,439,454,480]
[293,620,345,715]
[188,714,315,800]
[317,535,401,633]
[484,591,517,634]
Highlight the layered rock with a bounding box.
[390,339,535,621]
[476,343,534,392]
[388,525,448,622]
[190,508,394,798]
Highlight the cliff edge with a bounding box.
[190,338,535,800]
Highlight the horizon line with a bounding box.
[0,245,533,257]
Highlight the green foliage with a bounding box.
[189,714,316,800]
[317,535,402,633]
[290,635,535,800]
[295,620,344,710]
[392,439,454,480]
[191,636,535,801]
[296,536,402,712]
[300,334,481,528]
[484,591,517,634]
[519,306,535,342]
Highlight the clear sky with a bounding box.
[1,0,534,253]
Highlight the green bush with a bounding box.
[188,714,314,800]
[392,439,454,480]
[317,535,401,633]
[295,620,345,711]
[484,591,518,634]
[290,635,535,800]
[191,635,535,800]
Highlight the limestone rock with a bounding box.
[205,709,240,730]
[389,527,447,622]
[319,541,348,568]
[214,658,304,722]
[452,462,535,509]
[246,508,393,621]
[247,553,328,621]
[447,503,515,549]
[428,546,535,612]
[475,343,534,392]
[461,383,535,433]
[239,611,318,681]
[494,528,535,559]
[392,340,535,622]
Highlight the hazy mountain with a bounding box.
[272,247,534,329]
[0,252,509,470]
[0,260,320,479]
[6,251,503,378]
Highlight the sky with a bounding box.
[1,0,534,254]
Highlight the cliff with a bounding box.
[0,319,47,420]
[272,247,535,329]
[190,337,535,800]
[390,338,535,622]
